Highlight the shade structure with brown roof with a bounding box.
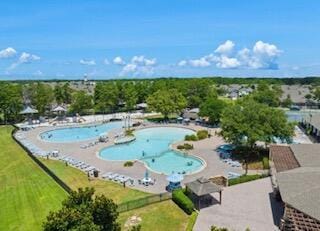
[186,177,223,209]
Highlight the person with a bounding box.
[152,158,155,163]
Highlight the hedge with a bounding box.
[228,174,268,186]
[172,189,194,215]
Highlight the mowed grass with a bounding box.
[118,200,189,231]
[39,159,150,203]
[0,126,67,231]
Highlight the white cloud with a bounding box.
[80,59,96,66]
[120,55,157,76]
[214,40,235,54]
[19,52,40,63]
[131,55,156,66]
[8,52,41,71]
[189,57,211,67]
[103,58,110,65]
[215,55,240,69]
[113,56,125,65]
[0,47,17,58]
[177,60,187,66]
[179,40,281,70]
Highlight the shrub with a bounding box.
[125,129,135,136]
[124,161,134,167]
[228,174,267,186]
[211,225,229,231]
[185,134,198,141]
[196,130,208,140]
[172,189,194,215]
[177,143,194,150]
[262,157,270,169]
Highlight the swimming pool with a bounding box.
[40,121,124,142]
[99,127,205,175]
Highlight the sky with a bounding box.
[0,0,320,80]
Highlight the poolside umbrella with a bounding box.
[144,169,149,179]
[166,173,184,183]
[166,173,184,192]
[19,106,38,125]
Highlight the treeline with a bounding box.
[1,77,320,124]
[3,76,320,85]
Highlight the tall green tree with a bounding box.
[43,188,120,231]
[122,82,138,111]
[220,99,294,172]
[94,83,119,113]
[30,83,54,114]
[199,98,227,125]
[70,91,93,115]
[250,83,282,107]
[147,89,187,119]
[54,83,72,104]
[0,83,23,123]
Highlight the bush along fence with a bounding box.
[11,126,72,194]
[117,192,172,213]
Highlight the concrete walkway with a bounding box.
[194,177,283,231]
[20,122,243,193]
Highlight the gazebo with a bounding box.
[186,177,223,209]
[19,106,38,125]
[51,105,67,121]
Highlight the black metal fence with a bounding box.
[117,192,172,213]
[11,126,72,194]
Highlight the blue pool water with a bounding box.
[40,121,124,142]
[99,127,204,175]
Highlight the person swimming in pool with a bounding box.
[152,158,155,163]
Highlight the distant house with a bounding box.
[136,103,148,111]
[228,91,238,100]
[238,87,253,97]
[270,144,320,230]
[183,108,199,120]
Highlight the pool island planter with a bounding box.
[114,136,136,144]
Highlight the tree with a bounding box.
[220,99,294,173]
[30,83,54,114]
[94,83,119,113]
[250,83,282,107]
[122,82,138,111]
[54,83,72,104]
[70,91,93,115]
[0,83,23,123]
[43,188,120,231]
[199,98,227,125]
[282,94,292,108]
[147,89,187,119]
[312,87,320,105]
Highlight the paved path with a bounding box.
[194,177,283,231]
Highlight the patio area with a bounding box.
[194,177,283,231]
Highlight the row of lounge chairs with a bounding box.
[101,172,135,186]
[58,155,100,175]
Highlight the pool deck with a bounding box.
[19,122,244,193]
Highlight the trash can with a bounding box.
[93,170,99,178]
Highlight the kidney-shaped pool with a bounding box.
[99,127,205,175]
[40,121,124,142]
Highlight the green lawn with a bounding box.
[39,159,150,203]
[118,200,190,231]
[0,126,67,231]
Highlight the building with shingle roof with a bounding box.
[270,144,320,230]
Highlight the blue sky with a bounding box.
[0,0,320,79]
